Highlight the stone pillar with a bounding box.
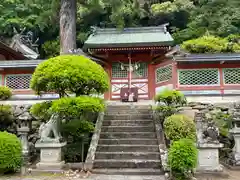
[195,112,223,172]
[229,103,240,165]
[35,142,66,171]
[17,126,30,157]
[229,127,240,165]
[197,143,223,172]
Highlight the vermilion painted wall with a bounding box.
[176,63,240,94]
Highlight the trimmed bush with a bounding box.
[30,101,52,122]
[30,55,109,97]
[181,35,229,53]
[61,120,94,162]
[0,105,14,132]
[155,89,186,106]
[0,86,12,100]
[60,119,95,142]
[51,96,105,119]
[164,114,196,141]
[0,131,22,173]
[168,138,198,180]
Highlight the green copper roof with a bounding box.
[83,25,174,49]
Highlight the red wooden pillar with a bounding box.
[219,68,224,95]
[148,64,155,100]
[1,73,5,86]
[104,65,112,100]
[172,61,178,89]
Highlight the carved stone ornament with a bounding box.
[202,120,220,144]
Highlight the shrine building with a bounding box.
[1,25,240,102]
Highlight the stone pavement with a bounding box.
[1,170,240,180]
[0,174,165,180]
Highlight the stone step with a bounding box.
[96,145,159,152]
[95,152,160,160]
[105,110,152,114]
[98,138,158,145]
[100,132,156,139]
[92,168,164,176]
[104,114,152,120]
[101,126,154,132]
[102,120,154,126]
[94,159,161,169]
[107,105,151,110]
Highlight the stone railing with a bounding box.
[84,112,105,171]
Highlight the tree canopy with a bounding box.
[1,0,240,55]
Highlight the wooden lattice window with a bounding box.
[112,63,128,78]
[223,68,240,85]
[112,62,148,78]
[133,63,148,78]
[156,65,172,83]
[5,74,32,89]
[178,69,219,86]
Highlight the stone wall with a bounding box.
[178,101,233,119]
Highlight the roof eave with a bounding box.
[83,41,174,49]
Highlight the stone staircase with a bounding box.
[93,104,163,175]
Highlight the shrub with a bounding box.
[168,138,198,180]
[155,89,186,106]
[42,39,60,58]
[0,105,14,132]
[50,96,105,120]
[0,131,22,173]
[164,114,196,141]
[0,86,12,100]
[154,105,176,122]
[60,119,95,142]
[181,35,229,53]
[30,55,109,97]
[30,101,52,122]
[63,142,90,163]
[60,119,95,162]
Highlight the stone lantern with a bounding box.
[14,105,32,160]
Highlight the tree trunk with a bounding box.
[60,0,77,54]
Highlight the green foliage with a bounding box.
[181,34,240,53]
[31,55,109,96]
[61,119,94,142]
[182,35,229,53]
[0,0,59,36]
[51,96,105,119]
[168,138,198,180]
[155,89,186,106]
[164,114,196,141]
[0,131,22,173]
[0,86,12,100]
[154,105,176,122]
[151,0,194,15]
[0,105,14,132]
[42,39,60,58]
[63,142,90,163]
[206,110,232,137]
[30,101,52,122]
[175,0,240,43]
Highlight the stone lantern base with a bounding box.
[197,143,223,172]
[35,141,66,170]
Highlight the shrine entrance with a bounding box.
[111,60,149,101]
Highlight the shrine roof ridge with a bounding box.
[174,53,240,62]
[0,59,44,68]
[83,24,174,49]
[91,24,169,34]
